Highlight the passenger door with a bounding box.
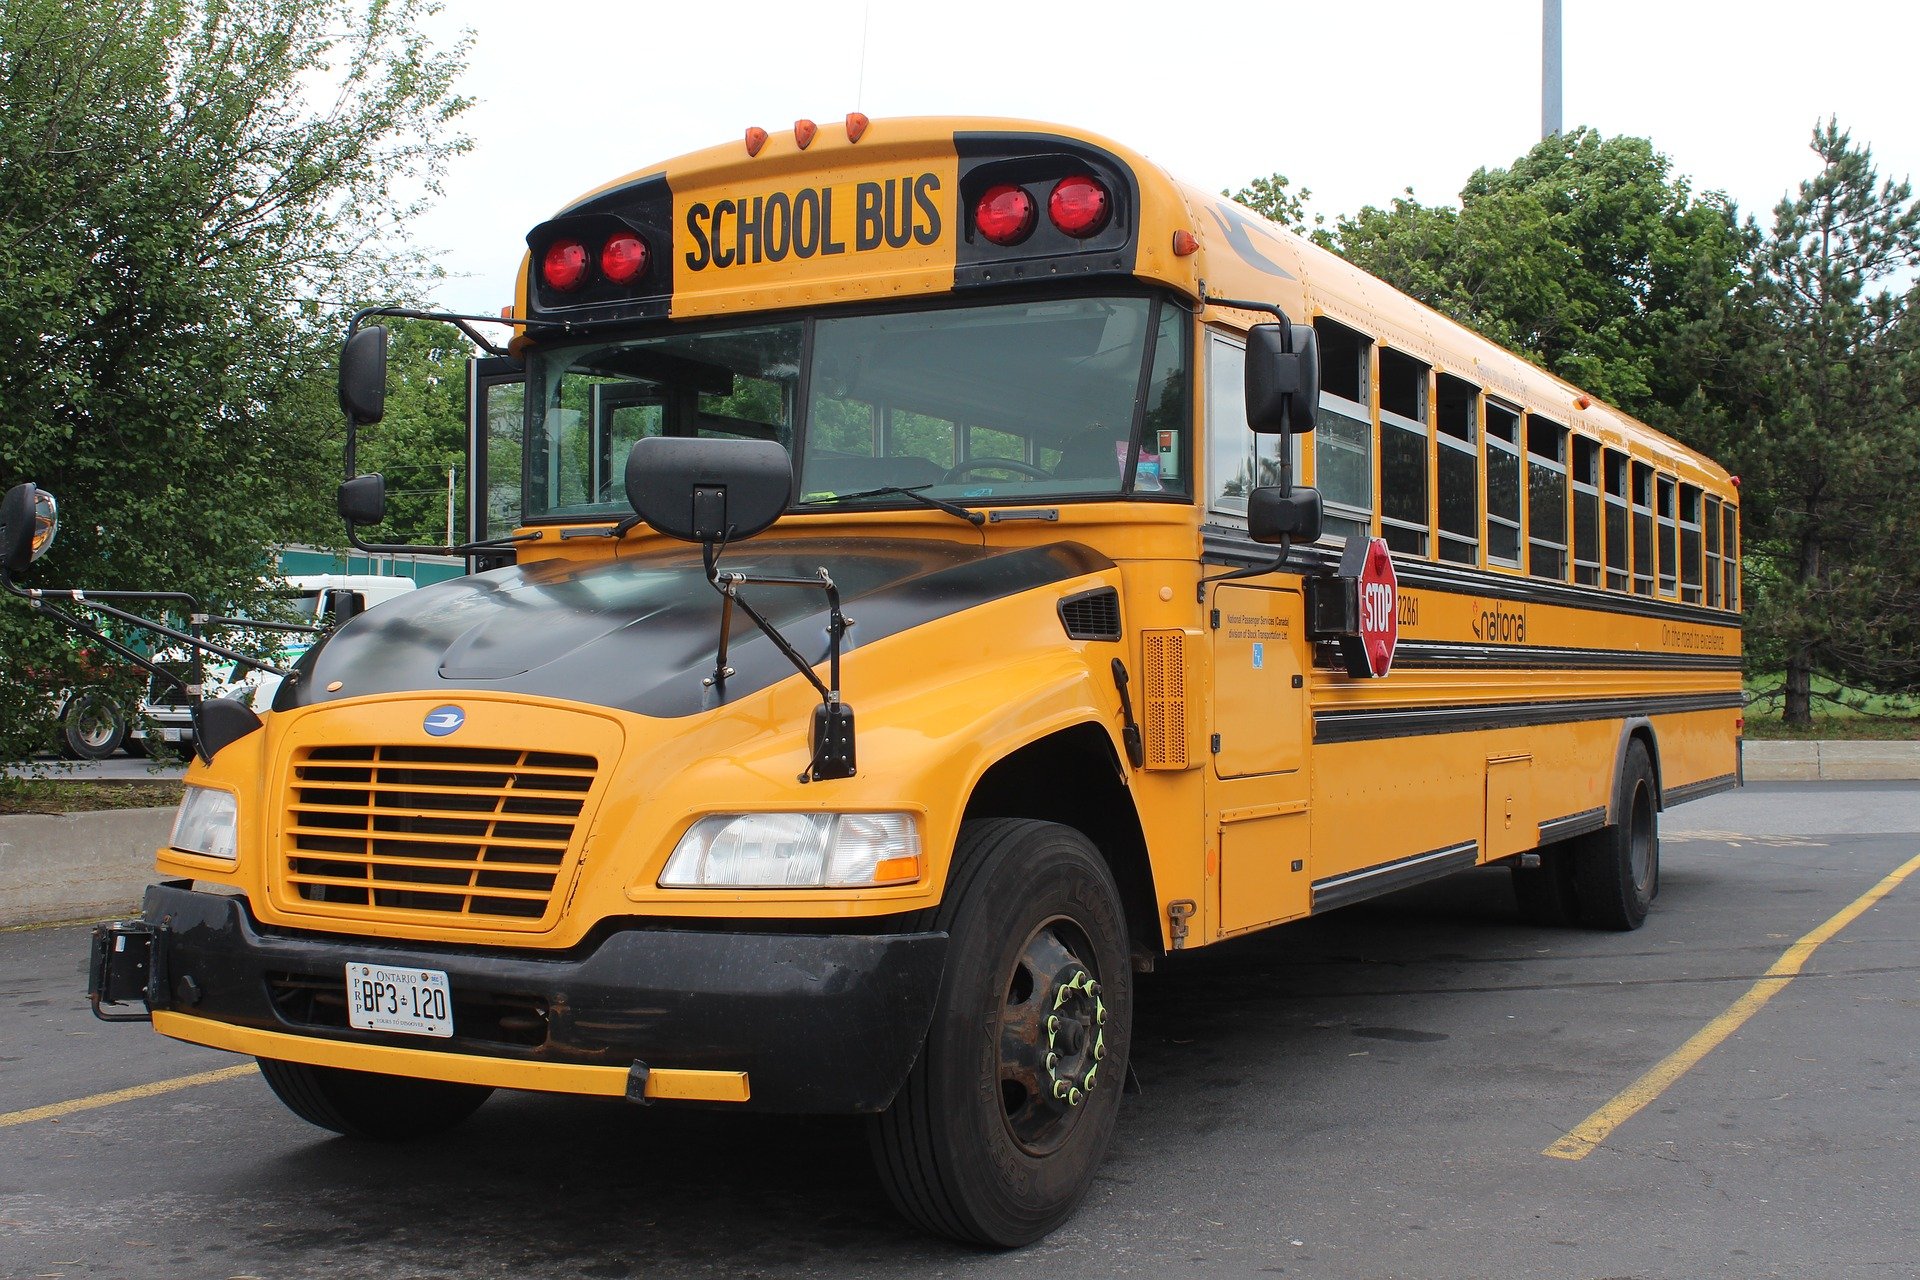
[1206,583,1312,936]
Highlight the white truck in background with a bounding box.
[131,574,417,756]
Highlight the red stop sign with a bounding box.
[1356,536,1398,678]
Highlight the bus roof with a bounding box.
[513,115,1729,492]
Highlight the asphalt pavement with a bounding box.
[3,781,1916,1279]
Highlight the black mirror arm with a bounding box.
[20,598,196,703]
[1200,293,1291,326]
[10,584,296,682]
[343,305,571,361]
[343,524,542,558]
[701,555,853,782]
[1195,542,1296,602]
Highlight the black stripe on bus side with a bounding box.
[1312,841,1480,913]
[1663,773,1741,807]
[1538,807,1607,843]
[1313,691,1744,745]
[1200,528,1742,632]
[1392,641,1743,672]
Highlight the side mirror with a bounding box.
[337,474,387,527]
[338,325,389,426]
[0,482,59,573]
[1245,323,1320,435]
[1247,485,1322,544]
[625,437,792,543]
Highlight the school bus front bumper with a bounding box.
[93,882,948,1112]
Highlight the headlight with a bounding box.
[660,812,921,888]
[169,785,238,862]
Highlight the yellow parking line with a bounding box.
[0,1063,258,1129]
[1546,848,1920,1161]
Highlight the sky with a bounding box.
[411,0,1920,318]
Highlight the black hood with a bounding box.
[277,538,1112,719]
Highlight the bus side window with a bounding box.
[1631,461,1655,595]
[1485,401,1522,568]
[1603,449,1629,592]
[887,409,956,470]
[1435,374,1479,566]
[1723,503,1740,610]
[1680,484,1704,604]
[1529,417,1569,581]
[1205,332,1288,518]
[1377,348,1429,556]
[1311,317,1373,544]
[1705,494,1723,607]
[1657,475,1679,598]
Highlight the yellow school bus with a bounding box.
[54,115,1739,1246]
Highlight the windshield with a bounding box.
[525,294,1188,522]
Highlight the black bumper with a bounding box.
[95,882,948,1113]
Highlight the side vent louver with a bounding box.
[1059,588,1122,641]
[1141,629,1190,770]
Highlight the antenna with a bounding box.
[1542,0,1563,138]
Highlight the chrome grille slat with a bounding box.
[280,743,596,927]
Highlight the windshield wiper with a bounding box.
[799,485,985,526]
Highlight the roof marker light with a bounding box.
[1172,230,1199,256]
[1049,175,1111,238]
[845,112,869,142]
[976,184,1036,246]
[794,119,817,150]
[745,127,768,157]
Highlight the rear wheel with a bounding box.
[1572,740,1659,931]
[870,818,1133,1247]
[59,691,126,759]
[257,1058,492,1140]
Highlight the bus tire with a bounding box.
[869,818,1132,1247]
[59,690,126,759]
[256,1058,492,1141]
[1510,847,1580,926]
[1572,740,1659,931]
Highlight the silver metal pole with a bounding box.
[1542,0,1563,138]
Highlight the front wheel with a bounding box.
[870,818,1133,1247]
[257,1058,492,1140]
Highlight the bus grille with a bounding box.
[280,744,596,927]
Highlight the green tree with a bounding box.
[1223,174,1325,241]
[0,0,471,761]
[1725,121,1920,725]
[1325,129,1754,433]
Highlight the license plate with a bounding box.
[345,963,453,1038]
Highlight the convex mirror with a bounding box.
[0,482,59,573]
[337,474,388,527]
[1247,485,1323,545]
[338,325,389,427]
[1245,322,1320,435]
[626,437,792,544]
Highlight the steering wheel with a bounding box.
[940,458,1053,483]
